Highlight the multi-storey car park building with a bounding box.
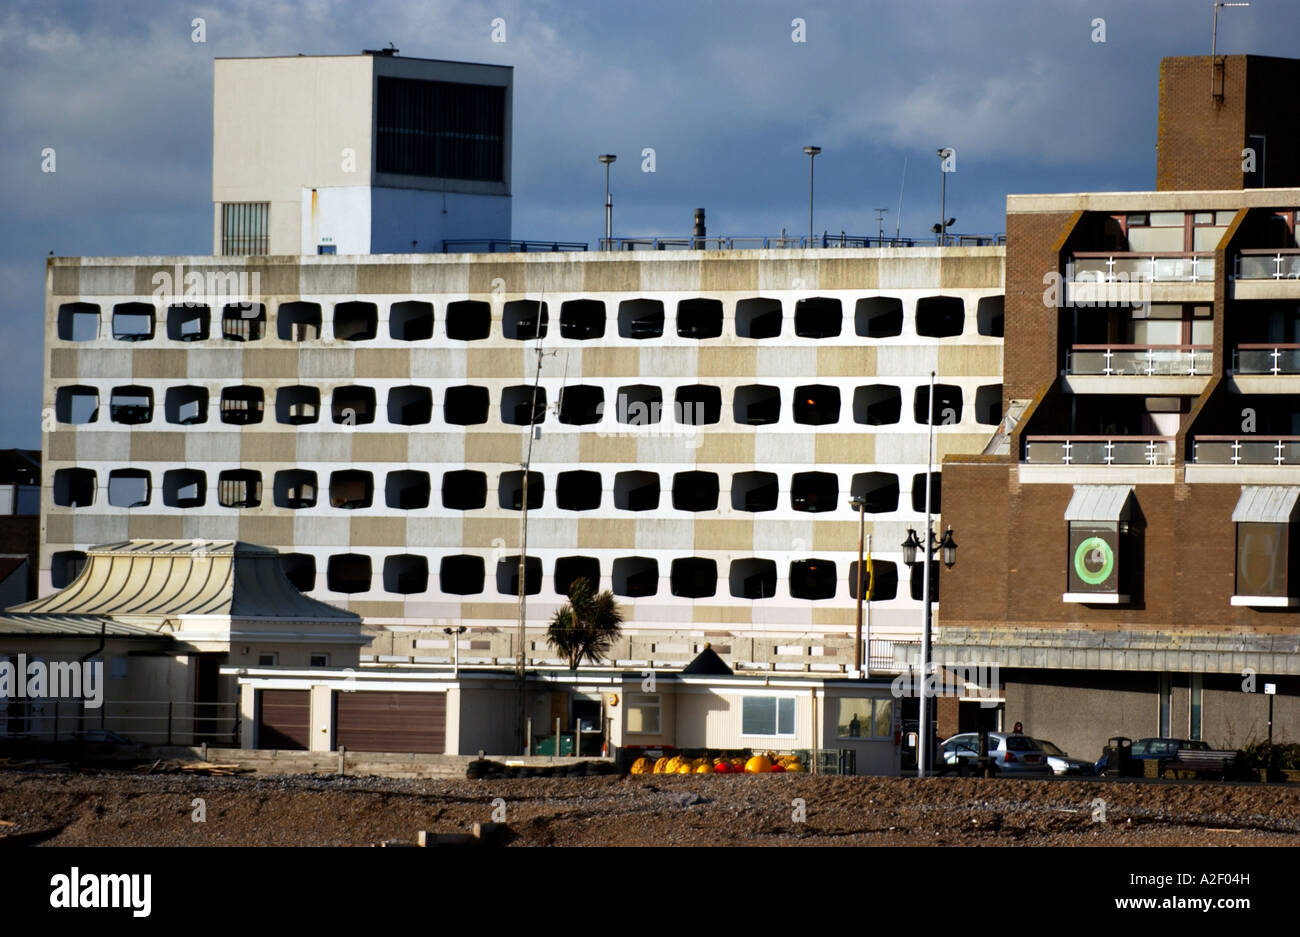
[938,55,1300,758]
[40,247,1004,676]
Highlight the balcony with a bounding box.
[1229,345,1300,393]
[1232,250,1300,300]
[1065,344,1212,395]
[1021,435,1177,483]
[1068,252,1215,304]
[1187,435,1300,483]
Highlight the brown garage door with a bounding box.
[257,689,310,750]
[334,691,446,753]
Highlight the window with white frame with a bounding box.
[741,695,796,737]
[626,694,661,734]
[836,697,893,739]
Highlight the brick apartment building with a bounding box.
[937,55,1300,758]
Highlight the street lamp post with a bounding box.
[849,496,869,675]
[443,625,466,677]
[935,148,955,246]
[599,154,617,249]
[803,146,821,242]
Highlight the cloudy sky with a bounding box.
[0,0,1285,448]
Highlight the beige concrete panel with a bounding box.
[74,515,128,544]
[937,344,1002,377]
[468,347,524,378]
[460,602,518,620]
[578,518,636,549]
[755,433,813,464]
[692,433,753,464]
[76,349,133,379]
[935,433,997,460]
[351,517,408,547]
[468,261,525,295]
[130,432,188,461]
[238,515,295,547]
[756,345,815,377]
[405,517,465,548]
[292,515,349,545]
[462,518,523,548]
[638,434,705,464]
[408,433,465,463]
[349,601,406,620]
[639,259,701,292]
[411,261,470,294]
[411,348,465,380]
[49,349,78,379]
[354,348,410,379]
[131,350,188,379]
[242,348,299,379]
[580,347,639,377]
[693,605,754,624]
[637,519,694,550]
[356,263,414,294]
[183,515,239,541]
[529,433,579,464]
[699,346,754,376]
[187,348,243,380]
[815,434,874,466]
[701,259,758,291]
[186,432,241,464]
[818,256,878,290]
[52,265,79,296]
[79,266,134,294]
[816,346,876,377]
[126,515,185,540]
[872,432,930,465]
[582,435,639,463]
[813,521,859,552]
[759,257,817,291]
[879,255,941,289]
[812,607,857,626]
[694,519,753,550]
[527,259,583,293]
[46,433,75,462]
[753,518,814,551]
[300,264,357,294]
[75,433,131,461]
[239,432,297,463]
[640,346,697,377]
[940,255,1005,289]
[874,344,940,376]
[465,433,523,464]
[243,262,300,296]
[583,261,641,293]
[44,513,73,545]
[296,432,351,462]
[353,433,408,462]
[298,348,354,380]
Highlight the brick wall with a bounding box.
[1156,56,1247,191]
[1002,211,1076,408]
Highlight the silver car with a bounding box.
[1034,739,1095,776]
[939,731,1053,776]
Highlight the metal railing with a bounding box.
[598,232,1004,251]
[868,639,919,673]
[0,699,239,746]
[441,239,589,253]
[1067,345,1212,376]
[1235,249,1300,280]
[1192,436,1300,465]
[1069,252,1216,283]
[1023,436,1177,465]
[1233,344,1300,374]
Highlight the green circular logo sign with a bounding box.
[1074,537,1114,586]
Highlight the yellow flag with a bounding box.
[864,549,874,600]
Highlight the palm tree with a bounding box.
[546,577,624,670]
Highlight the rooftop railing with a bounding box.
[1070,252,1215,283]
[598,232,1005,251]
[1023,435,1176,465]
[1235,249,1300,280]
[1067,344,1212,377]
[442,239,589,253]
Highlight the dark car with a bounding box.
[1094,737,1209,775]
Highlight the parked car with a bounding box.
[938,732,1053,776]
[1033,739,1095,776]
[1094,737,1210,775]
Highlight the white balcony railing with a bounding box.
[1067,345,1212,376]
[1023,436,1177,466]
[1233,345,1300,375]
[1070,252,1215,283]
[1192,436,1300,465]
[1235,250,1300,280]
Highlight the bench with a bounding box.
[1159,749,1240,780]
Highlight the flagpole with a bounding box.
[864,533,872,677]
